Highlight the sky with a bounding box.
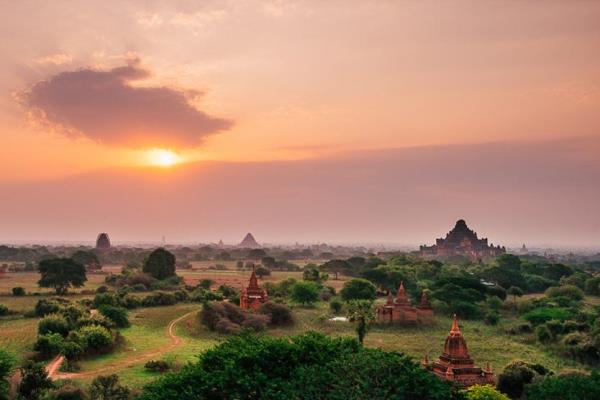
[1,1,599,247]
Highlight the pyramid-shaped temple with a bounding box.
[240,266,269,310]
[424,315,494,387]
[239,232,261,248]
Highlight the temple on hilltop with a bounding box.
[95,232,111,250]
[424,315,494,387]
[420,219,505,261]
[238,232,261,248]
[375,282,433,324]
[240,266,269,310]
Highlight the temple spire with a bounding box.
[450,314,460,334]
[248,264,259,289]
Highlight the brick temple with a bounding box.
[424,315,494,387]
[420,219,505,261]
[240,266,269,310]
[375,282,433,324]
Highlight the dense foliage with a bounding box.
[143,248,176,280]
[38,258,87,294]
[139,332,457,400]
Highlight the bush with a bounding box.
[523,307,573,325]
[0,304,8,316]
[145,360,171,373]
[35,299,60,317]
[142,292,178,307]
[98,305,129,328]
[536,325,553,343]
[12,286,25,296]
[77,325,114,352]
[96,285,109,294]
[464,384,510,400]
[330,297,343,314]
[46,383,87,400]
[61,341,84,361]
[546,285,584,301]
[526,371,600,400]
[0,350,15,400]
[93,293,118,308]
[240,314,269,331]
[35,333,64,357]
[89,374,130,400]
[260,302,294,326]
[584,278,600,296]
[218,284,238,298]
[497,361,545,399]
[39,314,71,336]
[484,311,500,326]
[131,283,148,292]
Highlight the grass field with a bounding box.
[0,268,592,390]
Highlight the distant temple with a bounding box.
[95,233,111,250]
[420,219,505,261]
[375,282,433,324]
[424,315,494,387]
[239,266,269,310]
[239,232,261,248]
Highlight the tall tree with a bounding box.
[347,300,375,345]
[38,258,87,295]
[143,248,176,280]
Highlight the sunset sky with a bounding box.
[1,1,599,246]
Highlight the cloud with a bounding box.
[19,60,232,148]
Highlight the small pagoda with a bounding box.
[375,282,433,324]
[240,266,269,310]
[424,315,494,387]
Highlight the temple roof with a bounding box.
[443,315,471,360]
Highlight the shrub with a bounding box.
[17,361,54,400]
[464,384,510,400]
[35,299,60,317]
[145,360,171,373]
[131,283,147,292]
[198,279,215,290]
[218,284,238,298]
[240,314,269,331]
[330,297,343,314]
[260,302,294,326]
[89,374,130,400]
[60,341,84,361]
[526,370,600,400]
[119,294,141,309]
[77,325,114,352]
[523,307,573,325]
[39,314,70,336]
[536,325,553,342]
[46,383,87,400]
[0,304,8,316]
[584,277,600,296]
[545,285,584,301]
[497,361,544,399]
[35,333,64,357]
[96,285,109,294]
[76,314,114,330]
[484,311,500,326]
[98,305,130,328]
[93,293,118,308]
[12,286,25,296]
[142,292,178,307]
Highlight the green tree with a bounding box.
[465,384,510,400]
[290,281,320,305]
[507,286,524,307]
[255,266,271,279]
[17,361,53,400]
[38,258,87,295]
[347,300,375,344]
[98,305,130,328]
[89,374,130,400]
[0,350,15,400]
[71,250,101,270]
[526,371,600,400]
[320,259,351,280]
[143,248,176,280]
[340,278,377,302]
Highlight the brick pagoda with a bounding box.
[424,315,494,387]
[240,266,269,310]
[375,282,433,324]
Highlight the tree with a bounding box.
[340,278,377,302]
[507,286,524,307]
[347,300,375,344]
[138,332,454,400]
[71,250,101,270]
[526,371,600,400]
[320,259,351,280]
[247,249,266,260]
[0,350,15,400]
[255,266,271,279]
[290,281,320,305]
[89,374,130,400]
[38,258,87,295]
[17,361,53,400]
[465,384,510,400]
[143,248,176,280]
[497,361,548,399]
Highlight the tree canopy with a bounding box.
[143,248,176,280]
[38,258,87,295]
[341,278,377,301]
[139,332,456,400]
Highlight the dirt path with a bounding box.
[50,310,196,380]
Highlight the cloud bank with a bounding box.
[20,61,232,148]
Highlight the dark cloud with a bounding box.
[20,60,232,148]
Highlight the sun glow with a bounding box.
[147,149,182,167]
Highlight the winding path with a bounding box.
[48,310,196,380]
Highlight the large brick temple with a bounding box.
[375,282,433,324]
[420,219,505,261]
[240,266,269,310]
[424,315,494,387]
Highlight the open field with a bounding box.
[0,268,594,391]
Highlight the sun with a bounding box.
[147,149,182,167]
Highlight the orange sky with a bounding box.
[1,1,600,245]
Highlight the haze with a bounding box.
[1,1,599,247]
